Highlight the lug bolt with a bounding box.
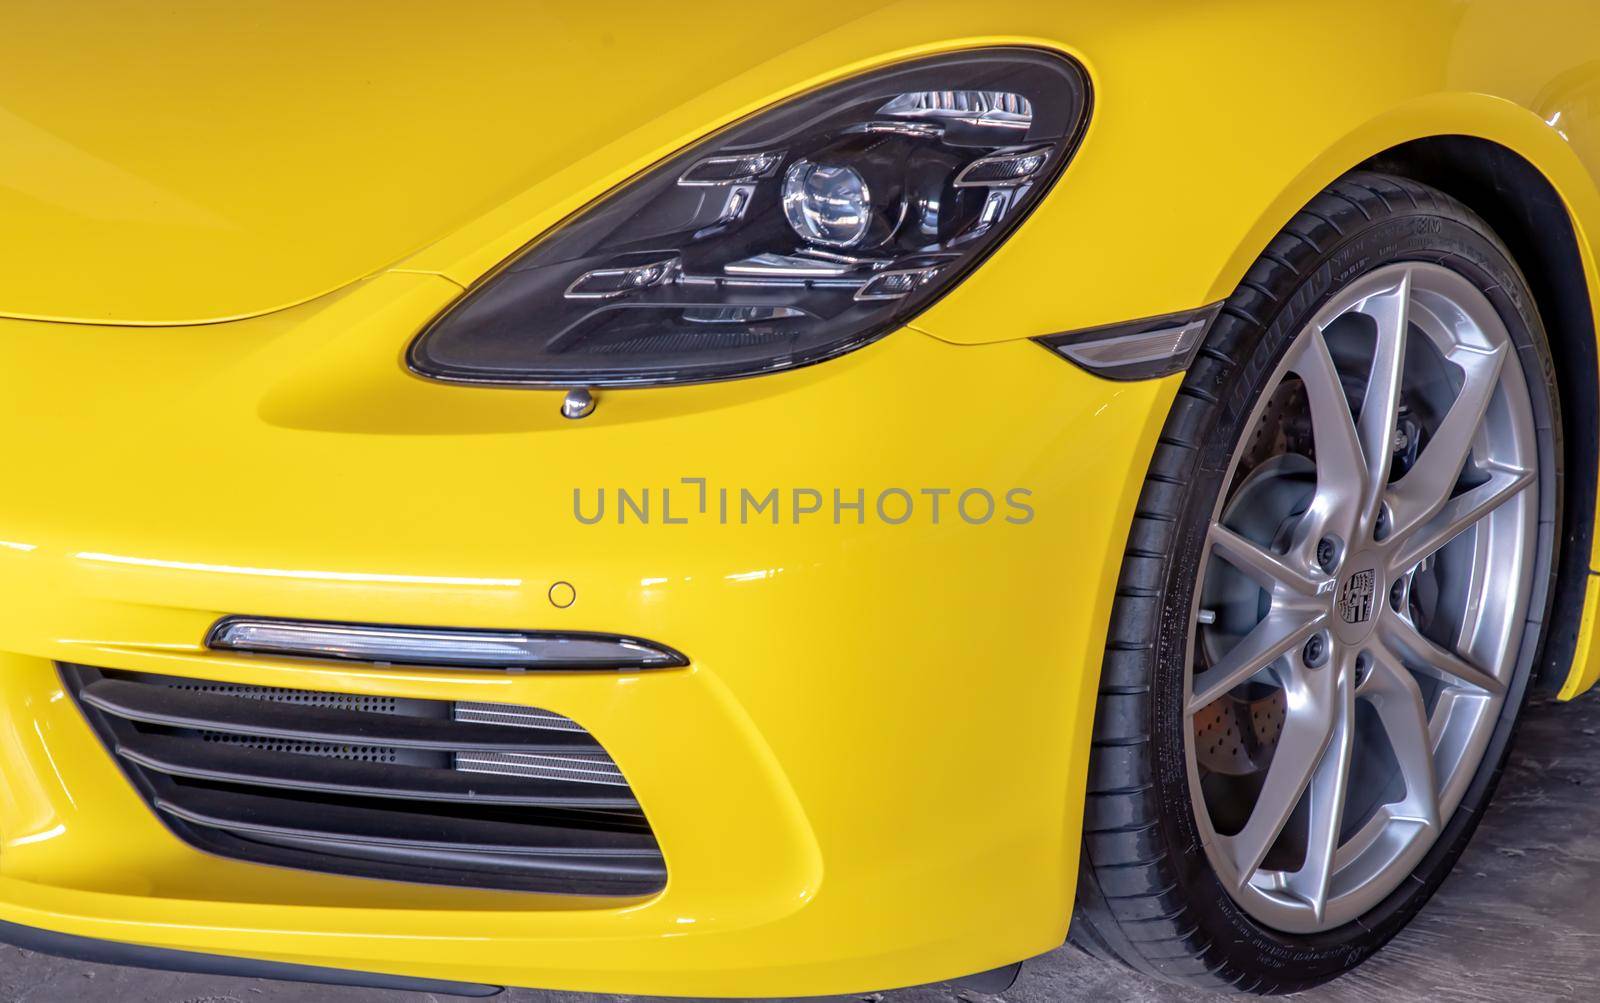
[1303,633,1328,667]
[1390,578,1408,612]
[1316,536,1340,572]
[1355,651,1372,686]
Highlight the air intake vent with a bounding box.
[61,665,665,896]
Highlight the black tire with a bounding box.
[1069,171,1564,993]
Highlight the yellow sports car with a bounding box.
[4,0,1600,996]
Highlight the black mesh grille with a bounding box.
[61,664,665,896]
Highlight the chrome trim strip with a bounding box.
[206,617,687,671]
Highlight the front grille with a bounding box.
[61,664,665,896]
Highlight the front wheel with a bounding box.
[1070,172,1562,993]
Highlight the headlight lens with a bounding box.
[408,48,1090,388]
[781,160,873,248]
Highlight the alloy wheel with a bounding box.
[1185,262,1540,933]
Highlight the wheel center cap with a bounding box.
[1331,554,1382,644]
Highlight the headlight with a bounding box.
[407,48,1090,388]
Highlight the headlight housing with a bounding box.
[408,48,1090,388]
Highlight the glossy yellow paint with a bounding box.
[0,268,1176,993]
[1559,574,1600,700]
[2,0,1600,995]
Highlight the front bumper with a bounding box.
[0,271,1175,995]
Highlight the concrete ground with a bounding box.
[5,693,1598,1003]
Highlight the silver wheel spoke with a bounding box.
[1283,659,1355,922]
[1220,663,1338,887]
[1391,465,1534,573]
[1189,610,1326,712]
[1387,343,1508,541]
[1353,270,1410,531]
[1360,645,1441,828]
[1289,327,1367,543]
[1208,522,1325,599]
[1378,607,1506,696]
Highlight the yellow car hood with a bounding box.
[0,3,891,325]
